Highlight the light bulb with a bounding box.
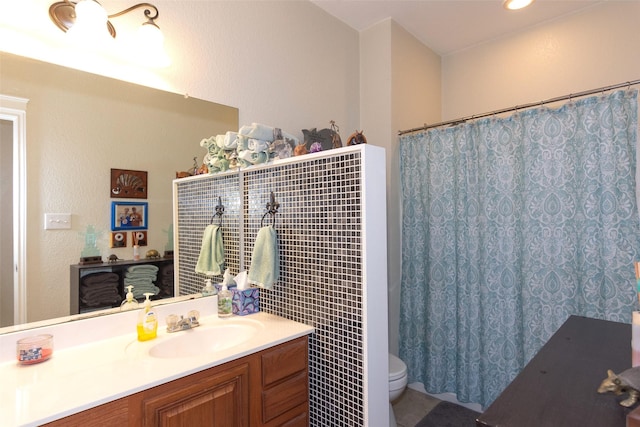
[66,0,113,48]
[503,0,535,10]
[74,0,107,26]
[134,22,170,67]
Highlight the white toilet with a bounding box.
[389,353,408,426]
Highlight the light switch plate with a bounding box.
[44,213,72,230]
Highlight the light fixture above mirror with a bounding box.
[49,0,170,67]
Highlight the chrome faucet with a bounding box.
[166,310,200,333]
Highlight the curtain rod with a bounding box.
[398,78,640,136]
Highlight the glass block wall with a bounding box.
[174,145,387,426]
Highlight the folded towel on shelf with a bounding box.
[123,265,160,297]
[80,286,120,301]
[124,277,154,286]
[248,225,280,290]
[127,265,159,274]
[248,138,270,153]
[196,224,225,276]
[81,272,120,286]
[125,272,157,281]
[80,281,119,294]
[239,123,300,145]
[80,281,121,307]
[129,285,160,299]
[124,279,159,297]
[239,123,276,141]
[80,292,121,307]
[225,131,239,148]
[215,131,238,149]
[204,152,231,173]
[237,148,269,166]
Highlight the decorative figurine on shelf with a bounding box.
[302,120,342,153]
[146,249,161,259]
[294,141,309,156]
[176,157,200,179]
[330,120,342,149]
[79,225,102,264]
[347,130,367,145]
[107,254,120,263]
[598,368,640,407]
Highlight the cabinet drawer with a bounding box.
[262,337,307,387]
[262,371,308,422]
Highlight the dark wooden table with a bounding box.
[477,315,635,427]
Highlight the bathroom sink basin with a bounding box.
[129,318,263,359]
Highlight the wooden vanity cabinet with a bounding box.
[136,362,250,426]
[44,336,308,427]
[259,336,309,426]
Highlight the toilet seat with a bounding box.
[389,353,407,382]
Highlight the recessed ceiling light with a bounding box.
[503,0,535,10]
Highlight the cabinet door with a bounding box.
[43,399,129,426]
[142,363,250,427]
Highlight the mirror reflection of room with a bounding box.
[0,51,238,326]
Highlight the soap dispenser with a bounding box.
[120,285,139,311]
[137,293,158,341]
[202,278,217,297]
[217,283,233,318]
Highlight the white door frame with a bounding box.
[1,94,28,325]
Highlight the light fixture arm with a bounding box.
[108,3,159,24]
[48,0,170,67]
[49,1,161,37]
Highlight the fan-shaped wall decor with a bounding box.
[110,168,147,199]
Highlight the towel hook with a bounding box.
[211,197,224,226]
[261,191,280,227]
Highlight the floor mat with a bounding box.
[415,400,481,427]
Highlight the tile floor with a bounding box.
[392,388,441,427]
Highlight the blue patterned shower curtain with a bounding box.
[399,90,639,408]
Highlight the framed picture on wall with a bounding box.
[132,230,148,246]
[110,232,127,248]
[111,201,148,231]
[110,168,148,199]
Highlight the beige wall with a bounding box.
[360,19,441,355]
[0,0,361,142]
[442,2,640,120]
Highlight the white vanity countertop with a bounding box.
[0,305,314,427]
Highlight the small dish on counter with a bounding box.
[16,334,54,365]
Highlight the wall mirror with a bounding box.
[0,51,239,331]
